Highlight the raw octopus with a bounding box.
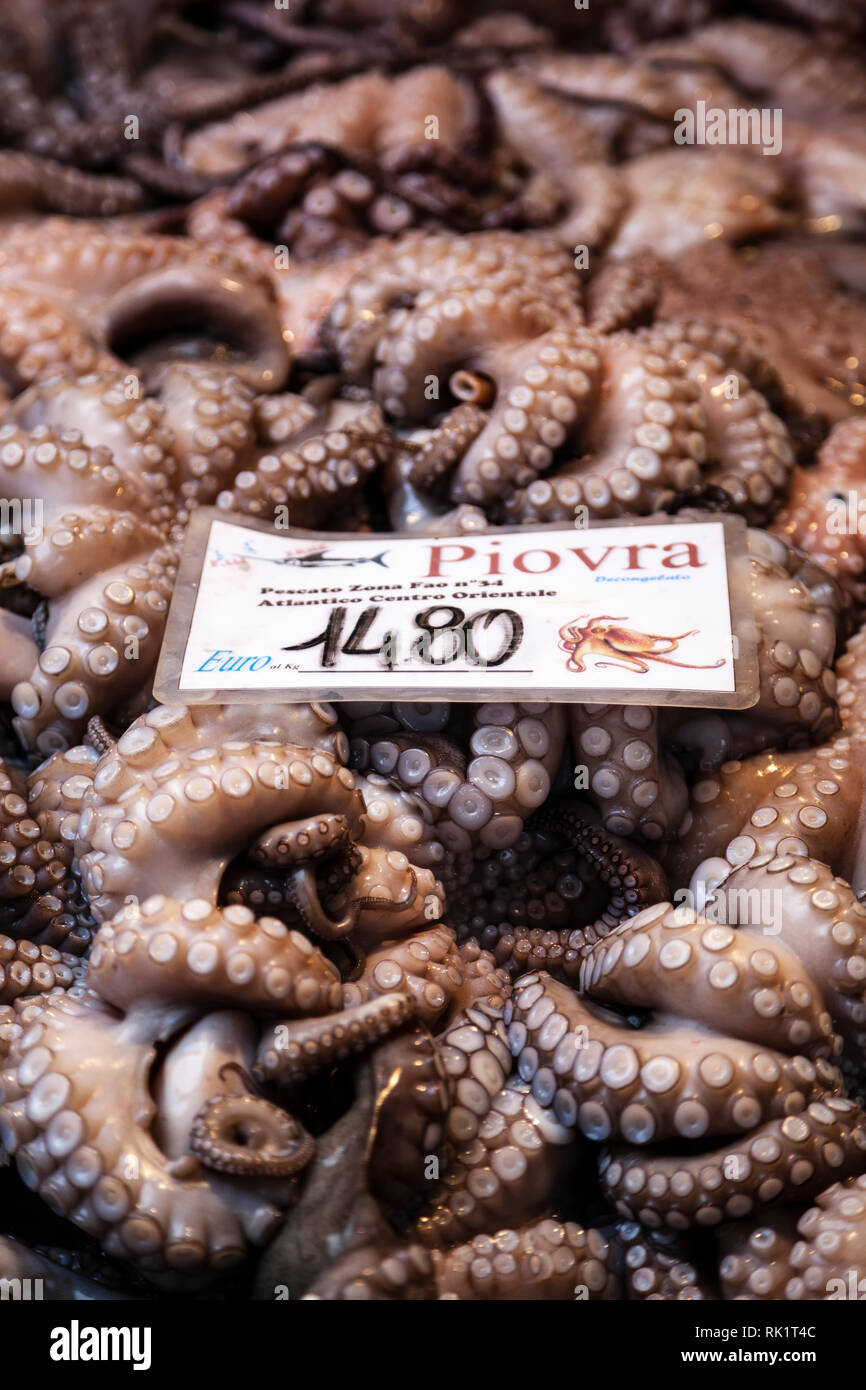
[3,0,866,1306]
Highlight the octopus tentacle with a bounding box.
[718,1174,866,1300]
[0,150,144,217]
[0,385,181,753]
[347,700,568,859]
[485,69,627,251]
[779,1174,866,1298]
[530,804,670,946]
[256,992,416,1085]
[667,723,860,898]
[571,704,689,843]
[416,1079,576,1249]
[510,954,841,1147]
[0,760,82,945]
[441,704,568,857]
[325,228,580,379]
[367,1022,450,1213]
[702,857,866,1053]
[578,904,838,1060]
[253,391,319,448]
[218,402,391,527]
[717,1212,802,1301]
[601,1098,866,1229]
[388,403,487,531]
[434,1218,616,1300]
[651,322,795,523]
[11,539,177,755]
[251,814,354,866]
[302,1236,437,1300]
[500,329,706,523]
[84,715,116,757]
[435,996,513,1149]
[69,704,367,921]
[743,529,841,747]
[482,927,588,986]
[157,364,257,515]
[617,1221,709,1300]
[0,286,121,393]
[654,239,866,430]
[88,896,344,1017]
[446,942,512,1020]
[189,1093,316,1178]
[341,924,464,1024]
[4,382,177,525]
[586,253,661,336]
[0,935,84,1003]
[445,327,600,508]
[307,1217,616,1301]
[447,818,655,985]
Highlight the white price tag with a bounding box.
[154,511,758,708]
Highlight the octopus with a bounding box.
[0,0,407,212]
[558,615,725,676]
[0,220,290,396]
[0,411,178,756]
[323,228,795,525]
[506,896,866,1252]
[0,700,455,1281]
[4,0,866,1309]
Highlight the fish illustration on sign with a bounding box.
[235,548,391,570]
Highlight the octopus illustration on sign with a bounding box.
[558,616,727,675]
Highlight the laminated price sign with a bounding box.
[155,510,758,708]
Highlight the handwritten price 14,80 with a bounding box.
[283,604,524,669]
